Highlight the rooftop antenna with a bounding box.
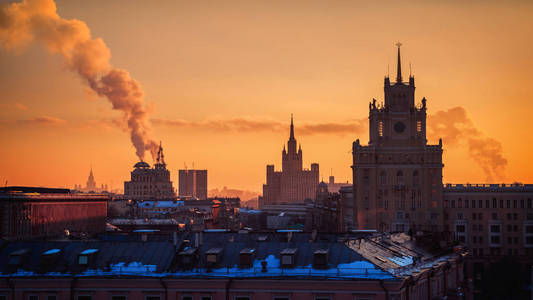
[409,62,412,77]
[387,63,390,77]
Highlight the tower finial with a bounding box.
[289,114,295,140]
[395,41,402,83]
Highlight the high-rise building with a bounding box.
[74,167,108,193]
[178,169,207,200]
[352,43,444,233]
[261,116,319,207]
[124,142,175,200]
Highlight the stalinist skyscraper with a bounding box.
[260,116,319,207]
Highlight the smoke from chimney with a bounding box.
[0,0,158,160]
[428,106,507,182]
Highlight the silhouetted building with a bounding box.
[74,167,109,193]
[0,186,108,240]
[124,143,176,200]
[178,169,208,200]
[326,175,350,194]
[261,116,319,207]
[352,43,444,233]
[0,231,467,300]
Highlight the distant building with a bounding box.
[261,116,319,207]
[0,186,108,240]
[124,143,175,200]
[178,169,207,200]
[326,175,350,194]
[74,167,108,193]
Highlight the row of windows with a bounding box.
[0,296,361,300]
[446,198,532,209]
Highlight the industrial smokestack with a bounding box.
[0,0,158,160]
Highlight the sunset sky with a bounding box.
[1,0,533,193]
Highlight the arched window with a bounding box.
[397,170,404,185]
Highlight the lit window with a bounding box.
[416,121,422,132]
[378,121,383,137]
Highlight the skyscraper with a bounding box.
[261,116,319,207]
[178,169,208,200]
[352,43,444,232]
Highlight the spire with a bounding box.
[395,41,403,83]
[289,114,295,141]
[156,141,165,165]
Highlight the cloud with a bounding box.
[0,102,28,111]
[0,0,157,160]
[428,106,507,182]
[20,115,66,125]
[152,117,367,136]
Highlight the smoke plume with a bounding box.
[152,117,367,136]
[0,0,158,160]
[428,106,507,181]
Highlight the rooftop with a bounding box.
[0,232,462,280]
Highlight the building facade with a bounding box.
[0,187,108,240]
[261,116,319,207]
[178,169,208,200]
[352,44,444,233]
[73,167,109,193]
[124,143,175,200]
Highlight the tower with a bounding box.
[282,114,303,173]
[352,43,443,233]
[86,166,96,191]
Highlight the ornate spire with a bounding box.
[156,141,165,165]
[289,113,295,141]
[395,41,403,83]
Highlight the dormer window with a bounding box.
[313,249,329,268]
[9,249,28,266]
[280,248,297,268]
[239,248,255,268]
[78,249,98,265]
[179,247,198,266]
[206,247,223,266]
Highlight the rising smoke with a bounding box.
[428,106,507,182]
[0,0,158,160]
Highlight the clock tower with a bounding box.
[352,43,444,233]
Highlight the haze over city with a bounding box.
[1,0,533,193]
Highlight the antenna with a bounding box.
[409,62,412,77]
[387,63,390,77]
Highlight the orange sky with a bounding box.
[1,0,533,193]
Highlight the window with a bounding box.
[472,213,476,220]
[472,200,476,208]
[413,171,419,186]
[490,225,500,233]
[28,296,39,300]
[0,296,7,300]
[492,198,497,208]
[396,171,404,185]
[145,297,161,300]
[456,225,466,233]
[465,199,469,208]
[47,297,57,300]
[378,121,383,137]
[273,297,290,300]
[201,297,212,300]
[479,200,483,208]
[479,213,483,220]
[491,236,500,244]
[379,171,387,185]
[492,213,498,220]
[314,297,331,300]
[507,200,510,208]
[78,296,92,300]
[235,297,251,300]
[458,198,462,208]
[182,296,193,300]
[417,120,422,132]
[111,297,126,300]
[78,255,88,265]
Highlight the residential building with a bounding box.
[178,169,208,200]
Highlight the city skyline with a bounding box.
[2,0,533,192]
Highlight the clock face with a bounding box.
[394,121,406,133]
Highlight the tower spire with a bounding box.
[289,113,295,141]
[395,41,403,83]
